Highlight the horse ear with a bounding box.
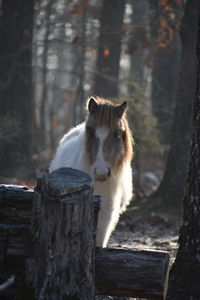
[117,101,127,118]
[88,98,98,113]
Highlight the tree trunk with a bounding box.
[0,0,34,176]
[151,43,181,144]
[94,0,125,98]
[150,0,199,208]
[72,8,87,126]
[167,11,200,299]
[26,168,95,300]
[129,0,149,88]
[39,0,54,148]
[149,1,181,145]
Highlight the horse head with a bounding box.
[85,97,133,182]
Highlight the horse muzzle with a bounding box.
[94,167,111,182]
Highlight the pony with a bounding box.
[49,96,133,247]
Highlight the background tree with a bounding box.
[33,0,102,153]
[149,0,183,144]
[0,0,34,177]
[94,0,125,98]
[150,0,199,208]
[39,0,54,147]
[71,3,88,125]
[167,11,200,299]
[128,0,149,89]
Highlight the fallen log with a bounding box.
[95,247,169,300]
[0,184,33,278]
[0,184,34,202]
[0,184,33,225]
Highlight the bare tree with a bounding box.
[167,11,200,299]
[129,0,149,89]
[150,0,199,208]
[149,0,183,144]
[94,0,125,98]
[0,0,34,176]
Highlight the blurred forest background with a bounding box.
[0,0,198,209]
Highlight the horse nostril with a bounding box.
[94,167,111,180]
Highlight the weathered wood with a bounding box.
[0,184,100,228]
[0,184,33,225]
[0,184,34,201]
[95,247,169,300]
[26,168,95,300]
[0,184,33,278]
[93,195,101,239]
[0,182,100,275]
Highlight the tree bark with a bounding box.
[167,11,200,300]
[26,168,95,300]
[149,0,182,144]
[39,0,54,148]
[94,0,125,98]
[96,247,169,300]
[151,42,181,144]
[72,7,87,126]
[150,0,199,208]
[129,0,149,88]
[0,0,34,176]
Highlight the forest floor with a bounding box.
[110,198,181,266]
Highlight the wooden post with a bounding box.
[26,167,94,300]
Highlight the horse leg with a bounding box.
[96,200,121,248]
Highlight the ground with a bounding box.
[111,199,181,265]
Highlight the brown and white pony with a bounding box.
[50,97,133,247]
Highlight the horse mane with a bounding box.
[86,96,133,163]
[123,118,134,163]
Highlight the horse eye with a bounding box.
[113,130,121,139]
[87,126,95,136]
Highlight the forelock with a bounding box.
[87,97,120,129]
